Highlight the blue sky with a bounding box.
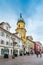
[0,0,43,44]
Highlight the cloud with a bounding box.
[26,18,43,45]
[25,1,43,45]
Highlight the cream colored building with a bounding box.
[0,22,23,56]
[24,36,34,54]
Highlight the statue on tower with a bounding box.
[20,13,22,18]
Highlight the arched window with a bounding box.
[18,24,20,27]
[1,40,4,44]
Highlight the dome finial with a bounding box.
[20,13,22,18]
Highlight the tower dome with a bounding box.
[17,13,25,25]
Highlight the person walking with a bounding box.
[39,49,42,57]
[36,50,39,57]
[36,48,42,58]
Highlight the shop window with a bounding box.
[11,50,12,54]
[4,49,9,54]
[1,49,4,55]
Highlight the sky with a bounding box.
[0,0,43,45]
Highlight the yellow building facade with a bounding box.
[25,37,34,53]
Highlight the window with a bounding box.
[6,42,9,45]
[17,45,20,47]
[10,37,13,41]
[18,24,20,27]
[1,31,5,36]
[6,26,9,31]
[11,43,13,46]
[6,34,9,38]
[1,40,4,44]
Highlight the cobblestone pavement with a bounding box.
[0,54,43,65]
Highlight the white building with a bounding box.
[0,22,23,56]
[12,33,23,55]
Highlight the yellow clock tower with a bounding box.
[15,14,26,42]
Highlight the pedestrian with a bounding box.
[39,49,42,57]
[36,50,39,57]
[36,49,42,58]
